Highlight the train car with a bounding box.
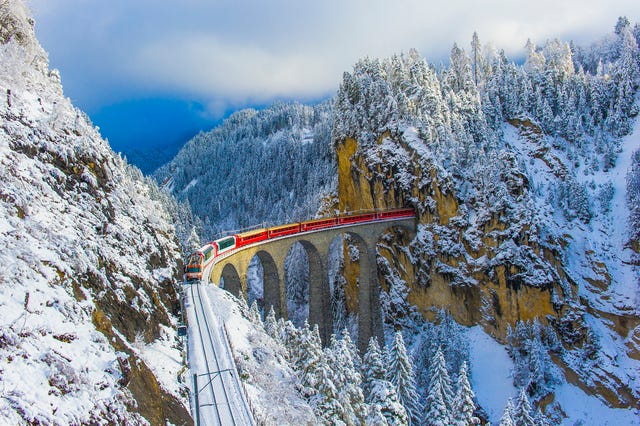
[268,223,301,238]
[376,208,415,220]
[214,235,237,256]
[235,228,268,248]
[185,244,215,280]
[338,212,376,225]
[301,217,339,231]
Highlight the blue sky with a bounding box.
[29,0,640,153]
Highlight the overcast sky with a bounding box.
[29,0,640,153]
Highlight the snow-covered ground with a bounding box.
[468,326,518,422]
[468,325,640,425]
[553,382,639,425]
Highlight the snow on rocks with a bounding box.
[0,1,189,423]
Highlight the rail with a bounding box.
[190,283,239,426]
[222,323,260,425]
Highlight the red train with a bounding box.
[185,208,414,280]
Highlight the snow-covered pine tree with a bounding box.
[283,320,300,362]
[387,331,421,425]
[367,404,388,426]
[533,408,552,426]
[310,349,346,425]
[627,149,640,248]
[423,346,454,426]
[499,398,516,426]
[512,389,536,426]
[341,328,362,371]
[296,323,324,399]
[362,337,387,399]
[264,305,279,339]
[328,332,368,424]
[368,379,409,426]
[452,362,480,426]
[362,337,408,425]
[248,300,262,326]
[527,332,560,401]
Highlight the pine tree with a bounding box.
[471,31,481,87]
[387,331,421,425]
[452,362,480,425]
[512,389,535,426]
[341,328,362,372]
[296,323,324,399]
[362,337,387,399]
[264,305,278,339]
[366,404,389,426]
[499,398,515,426]
[368,379,409,426]
[533,408,552,426]
[423,347,453,426]
[310,352,346,425]
[248,300,262,326]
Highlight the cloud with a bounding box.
[30,0,640,111]
[133,34,340,103]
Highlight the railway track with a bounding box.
[189,282,251,426]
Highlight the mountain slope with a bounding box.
[332,24,640,419]
[154,101,336,240]
[0,1,190,424]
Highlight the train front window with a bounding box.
[188,254,201,265]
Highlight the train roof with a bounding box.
[300,217,338,224]
[236,228,268,238]
[268,222,300,230]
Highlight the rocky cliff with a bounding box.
[0,1,191,424]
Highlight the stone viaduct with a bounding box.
[205,217,416,351]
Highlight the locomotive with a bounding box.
[184,208,414,281]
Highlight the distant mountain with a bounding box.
[121,140,185,175]
[154,101,336,239]
[0,1,191,423]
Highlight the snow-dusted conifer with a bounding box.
[341,327,362,371]
[452,362,480,425]
[328,332,367,424]
[499,398,515,426]
[237,293,249,316]
[264,305,278,339]
[368,378,409,426]
[423,387,449,426]
[533,408,552,426]
[311,349,345,425]
[362,337,387,399]
[423,346,453,426]
[296,323,324,399]
[387,331,421,425]
[248,300,262,326]
[362,338,408,425]
[512,389,535,426]
[366,404,389,426]
[282,320,300,362]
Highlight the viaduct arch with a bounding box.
[207,217,415,351]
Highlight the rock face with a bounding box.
[336,136,563,336]
[0,1,191,424]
